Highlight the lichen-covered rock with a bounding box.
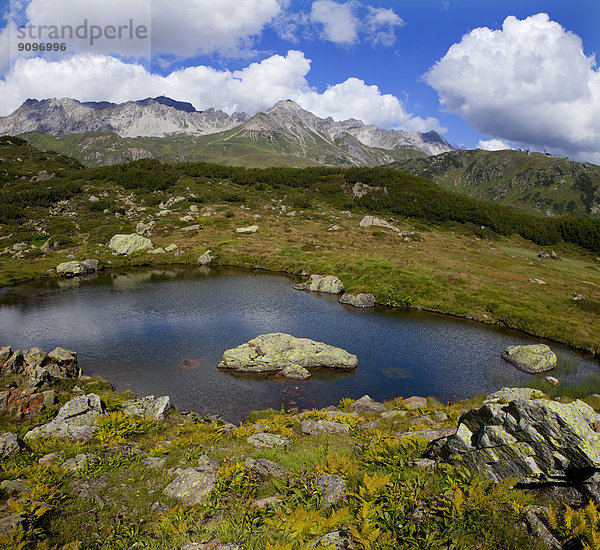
[309,529,354,549]
[484,387,546,404]
[300,420,351,436]
[351,395,386,415]
[316,475,347,508]
[502,344,557,373]
[24,393,104,441]
[2,350,24,374]
[235,225,259,234]
[0,513,27,536]
[197,250,213,265]
[280,365,311,380]
[47,347,80,379]
[245,458,286,479]
[404,396,427,410]
[218,333,357,373]
[339,293,375,308]
[0,432,21,458]
[294,274,344,294]
[163,468,216,506]
[56,259,99,277]
[247,433,290,448]
[108,234,154,255]
[122,395,170,420]
[0,346,11,366]
[429,397,600,500]
[359,215,398,232]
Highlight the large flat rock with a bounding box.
[218,333,357,373]
[502,344,557,374]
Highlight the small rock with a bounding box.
[181,225,201,232]
[300,420,350,436]
[148,248,166,254]
[528,278,547,285]
[404,396,427,410]
[380,410,407,419]
[396,428,456,442]
[316,475,346,508]
[140,457,165,470]
[198,250,213,265]
[545,376,560,386]
[407,458,437,470]
[523,505,563,550]
[1,479,27,494]
[196,455,220,472]
[0,432,21,458]
[280,365,311,380]
[163,468,216,506]
[89,195,100,203]
[151,502,170,514]
[165,244,178,253]
[328,225,343,231]
[251,496,283,509]
[108,234,154,255]
[351,395,386,415]
[309,529,354,549]
[432,410,449,422]
[235,225,259,234]
[484,387,546,404]
[293,274,344,294]
[245,458,286,479]
[122,395,170,420]
[62,454,91,471]
[339,293,375,308]
[247,433,290,448]
[0,513,27,536]
[38,452,63,466]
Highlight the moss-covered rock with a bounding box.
[217,332,357,373]
[502,344,557,373]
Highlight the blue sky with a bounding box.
[0,0,599,162]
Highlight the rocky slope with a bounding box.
[1,97,453,167]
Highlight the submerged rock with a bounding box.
[218,333,357,373]
[502,344,557,374]
[293,274,344,294]
[279,365,311,380]
[428,397,600,501]
[108,234,154,255]
[339,293,375,308]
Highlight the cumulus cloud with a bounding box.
[309,1,404,46]
[477,139,512,151]
[310,0,359,44]
[0,50,443,133]
[425,13,600,162]
[365,6,404,47]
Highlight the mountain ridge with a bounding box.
[0,97,453,165]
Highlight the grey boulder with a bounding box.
[502,344,557,374]
[122,395,170,420]
[25,393,104,441]
[339,293,375,308]
[294,274,344,294]
[163,468,216,506]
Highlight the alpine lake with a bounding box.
[1,266,599,422]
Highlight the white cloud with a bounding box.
[310,0,359,44]
[308,1,403,47]
[299,77,445,132]
[365,6,404,47]
[425,13,600,162]
[0,50,443,133]
[477,138,511,151]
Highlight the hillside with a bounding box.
[392,149,600,217]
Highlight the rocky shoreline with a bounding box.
[1,342,600,548]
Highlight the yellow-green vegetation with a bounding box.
[4,376,600,550]
[2,137,600,355]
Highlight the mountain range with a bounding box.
[0,96,453,167]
